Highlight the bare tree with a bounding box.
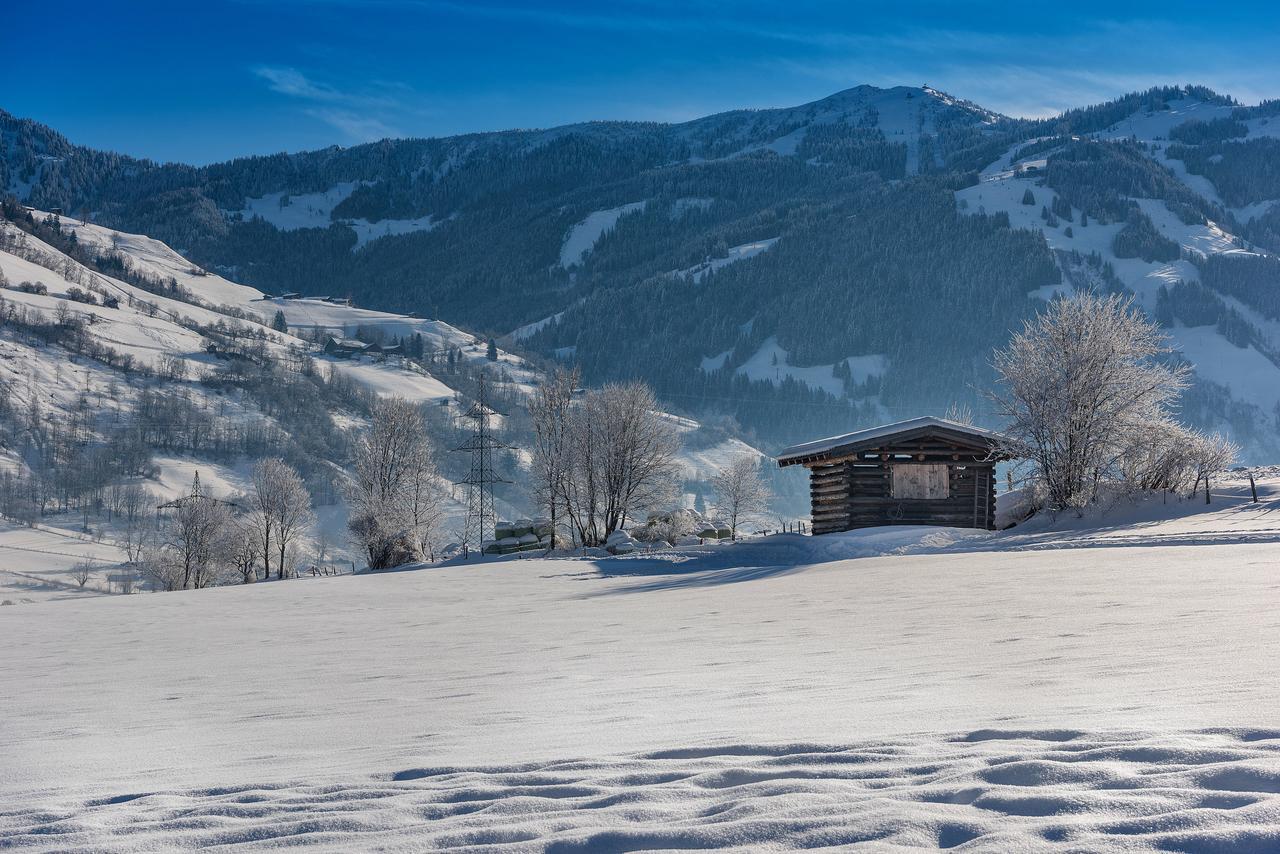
[564,382,680,545]
[711,453,772,539]
[251,459,314,580]
[248,464,276,581]
[246,459,313,580]
[993,292,1190,509]
[153,473,231,590]
[73,560,94,588]
[527,367,578,548]
[222,512,262,584]
[348,397,441,568]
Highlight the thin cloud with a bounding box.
[252,65,409,142]
[254,66,345,102]
[305,108,398,141]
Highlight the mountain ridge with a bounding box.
[4,83,1279,459]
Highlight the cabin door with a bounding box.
[891,464,949,500]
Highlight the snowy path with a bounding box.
[3,527,1280,849]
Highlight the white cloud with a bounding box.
[252,65,407,141]
[253,66,345,102]
[304,108,397,142]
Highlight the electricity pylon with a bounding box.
[454,377,510,549]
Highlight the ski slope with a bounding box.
[2,475,1279,850]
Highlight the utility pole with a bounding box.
[454,377,511,551]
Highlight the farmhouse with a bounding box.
[777,417,1012,535]
[323,336,373,358]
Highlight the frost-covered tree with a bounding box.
[222,514,262,584]
[250,458,314,580]
[711,453,772,539]
[564,382,680,545]
[149,473,231,590]
[272,310,288,333]
[527,366,578,548]
[993,292,1191,509]
[348,397,442,568]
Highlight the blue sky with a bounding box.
[4,0,1279,165]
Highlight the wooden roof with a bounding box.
[776,416,1011,468]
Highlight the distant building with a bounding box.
[323,337,372,358]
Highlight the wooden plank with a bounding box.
[891,463,949,499]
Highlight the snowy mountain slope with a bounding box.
[35,212,538,401]
[0,212,770,598]
[234,182,441,249]
[1088,96,1280,222]
[3,476,1279,849]
[678,84,1001,173]
[7,85,1278,457]
[671,236,779,283]
[559,201,646,268]
[956,119,1280,435]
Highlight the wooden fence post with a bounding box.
[1249,472,1259,503]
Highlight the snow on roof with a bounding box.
[327,337,369,349]
[776,416,1008,464]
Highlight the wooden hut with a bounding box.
[776,417,1012,534]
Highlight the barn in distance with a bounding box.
[777,417,1012,535]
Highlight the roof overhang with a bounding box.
[776,416,1015,468]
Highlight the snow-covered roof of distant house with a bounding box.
[327,337,369,349]
[776,416,1010,467]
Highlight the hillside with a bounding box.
[2,472,1279,850]
[3,84,1280,458]
[0,208,765,601]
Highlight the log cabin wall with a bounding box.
[809,460,996,534]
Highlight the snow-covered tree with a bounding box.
[149,473,231,590]
[250,458,314,580]
[993,291,1191,509]
[711,453,772,539]
[527,366,578,548]
[348,397,442,568]
[222,516,262,585]
[564,381,680,545]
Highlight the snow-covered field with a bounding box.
[3,476,1279,850]
[0,522,122,604]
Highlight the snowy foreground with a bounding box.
[4,485,1280,850]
